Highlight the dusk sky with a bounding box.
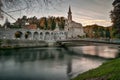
[0,0,114,26]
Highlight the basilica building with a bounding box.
[65,6,85,38]
[0,6,85,41]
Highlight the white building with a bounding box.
[65,6,85,39]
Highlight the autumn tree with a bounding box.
[84,24,110,39]
[39,17,48,30]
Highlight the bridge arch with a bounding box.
[51,32,54,40]
[54,32,59,40]
[40,32,43,40]
[14,31,23,39]
[25,31,32,40]
[33,32,39,40]
[45,32,50,40]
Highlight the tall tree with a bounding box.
[39,17,46,29]
[110,0,120,38]
[51,17,56,30]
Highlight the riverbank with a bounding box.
[0,39,50,49]
[72,58,120,80]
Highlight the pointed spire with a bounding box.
[68,5,72,22]
[68,5,72,14]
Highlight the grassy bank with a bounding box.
[72,58,120,80]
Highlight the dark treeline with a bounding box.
[84,24,113,39]
[2,16,66,30]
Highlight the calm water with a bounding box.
[0,45,119,80]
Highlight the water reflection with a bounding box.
[0,48,64,62]
[69,46,119,58]
[0,46,118,80]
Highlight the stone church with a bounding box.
[65,6,85,39]
[0,6,85,41]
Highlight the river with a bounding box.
[0,45,119,80]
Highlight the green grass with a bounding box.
[72,58,120,80]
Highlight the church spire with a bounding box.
[68,5,72,22]
[68,6,72,14]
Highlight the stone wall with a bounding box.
[0,28,68,41]
[0,39,48,48]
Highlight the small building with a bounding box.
[25,24,37,30]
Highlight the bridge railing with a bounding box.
[57,38,120,44]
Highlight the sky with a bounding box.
[0,0,114,26]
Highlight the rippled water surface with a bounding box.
[0,45,119,80]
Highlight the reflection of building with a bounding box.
[67,56,72,77]
[0,6,85,41]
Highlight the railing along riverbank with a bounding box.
[57,38,120,47]
[0,38,120,49]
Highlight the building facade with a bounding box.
[0,6,85,41]
[65,6,85,39]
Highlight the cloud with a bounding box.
[0,0,113,27]
[73,16,112,26]
[69,0,113,26]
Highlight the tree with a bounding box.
[0,0,64,20]
[47,17,52,30]
[84,24,108,39]
[51,17,56,30]
[110,0,120,38]
[59,17,65,30]
[39,17,47,29]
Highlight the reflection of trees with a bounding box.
[0,48,65,62]
[56,48,64,59]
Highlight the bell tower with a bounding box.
[68,6,72,23]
